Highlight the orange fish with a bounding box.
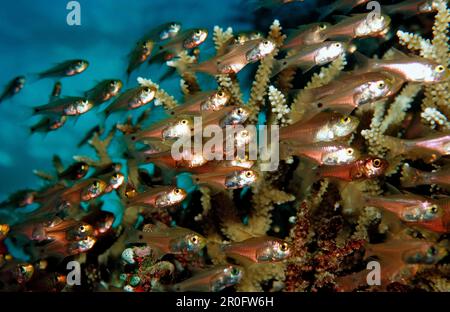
[354,50,449,84]
[297,72,401,118]
[125,186,187,209]
[126,222,206,257]
[337,239,447,291]
[11,218,94,242]
[272,41,347,76]
[167,90,230,116]
[192,167,257,190]
[280,141,359,165]
[322,13,391,40]
[222,236,291,263]
[103,85,156,115]
[279,113,359,144]
[316,156,388,181]
[383,0,439,17]
[36,236,97,259]
[364,193,450,233]
[175,38,275,75]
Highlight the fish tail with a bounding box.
[400,163,423,188]
[270,59,287,78]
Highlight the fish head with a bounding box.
[49,115,67,130]
[315,41,346,65]
[94,213,115,236]
[246,39,276,63]
[108,172,125,190]
[213,265,244,291]
[74,162,90,179]
[356,13,391,37]
[162,117,193,140]
[363,157,388,178]
[257,238,291,262]
[155,187,187,208]
[330,115,360,139]
[73,236,97,253]
[70,223,94,240]
[139,86,156,104]
[401,201,442,222]
[76,98,94,114]
[418,0,439,13]
[323,146,360,165]
[73,59,89,73]
[403,242,447,265]
[177,232,206,254]
[160,22,181,40]
[81,179,107,201]
[108,79,123,95]
[184,28,208,49]
[221,107,250,126]
[15,264,34,284]
[225,169,257,189]
[203,90,231,111]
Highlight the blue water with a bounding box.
[0,0,252,200]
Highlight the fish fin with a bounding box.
[52,155,64,174]
[384,182,403,195]
[33,170,55,182]
[353,51,375,69]
[390,47,410,59]
[270,59,288,78]
[400,163,421,188]
[297,62,316,74]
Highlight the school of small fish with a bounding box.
[0,0,449,292]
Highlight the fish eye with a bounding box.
[79,225,86,232]
[174,188,182,194]
[377,81,385,89]
[373,158,382,168]
[143,87,151,93]
[237,108,244,114]
[263,40,270,46]
[341,117,351,124]
[280,242,289,252]
[427,246,437,256]
[218,91,225,97]
[334,42,342,48]
[195,30,202,36]
[93,181,100,188]
[181,119,188,125]
[346,148,354,155]
[319,24,327,30]
[231,267,240,276]
[245,171,253,178]
[190,235,199,244]
[435,65,445,72]
[429,205,438,214]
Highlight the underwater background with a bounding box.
[0,0,252,200]
[0,0,449,292]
